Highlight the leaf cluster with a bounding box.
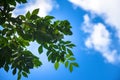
[0,0,79,80]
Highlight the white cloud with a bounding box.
[69,0,120,64]
[69,0,120,39]
[13,0,58,17]
[85,23,110,51]
[83,14,120,64]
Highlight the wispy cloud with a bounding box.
[83,14,120,64]
[69,0,120,39]
[13,0,58,17]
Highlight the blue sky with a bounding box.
[0,0,120,80]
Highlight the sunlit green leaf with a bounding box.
[45,16,54,20]
[33,58,42,67]
[32,8,39,15]
[66,54,71,58]
[68,57,76,61]
[72,62,79,67]
[65,61,69,68]
[69,63,73,72]
[26,11,30,19]
[54,62,59,70]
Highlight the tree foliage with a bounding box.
[0,0,79,79]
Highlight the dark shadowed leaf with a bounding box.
[46,50,51,56]
[12,68,17,75]
[4,64,9,72]
[48,53,52,61]
[23,67,29,73]
[62,45,66,51]
[38,46,43,54]
[64,41,71,44]
[20,15,25,20]
[53,45,58,49]
[66,43,76,48]
[22,72,28,77]
[17,72,21,80]
[67,49,73,55]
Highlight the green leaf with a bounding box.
[43,44,49,49]
[66,44,76,48]
[26,62,34,69]
[20,15,25,20]
[53,45,58,49]
[48,53,52,61]
[72,62,79,67]
[2,29,8,35]
[23,50,32,56]
[9,0,16,5]
[65,61,69,68]
[30,15,38,20]
[4,64,9,72]
[69,63,73,72]
[0,17,5,25]
[46,50,51,56]
[67,49,73,55]
[17,73,21,80]
[38,46,43,54]
[32,8,39,15]
[12,68,17,75]
[20,0,27,3]
[62,45,66,51]
[64,41,71,44]
[23,67,30,73]
[66,54,71,58]
[26,11,30,19]
[22,72,28,77]
[33,58,42,67]
[9,7,15,11]
[68,57,76,61]
[45,16,54,20]
[54,62,59,70]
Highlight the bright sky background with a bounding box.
[0,0,120,80]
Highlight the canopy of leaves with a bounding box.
[0,0,79,80]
